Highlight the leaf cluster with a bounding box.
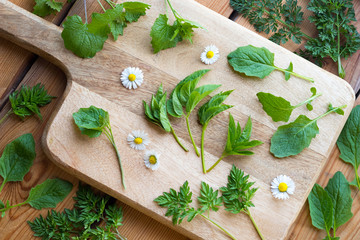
[308,171,353,240]
[150,0,204,53]
[61,2,150,58]
[257,87,321,122]
[28,184,125,240]
[337,105,360,189]
[270,104,345,158]
[33,0,64,17]
[223,113,263,157]
[8,83,54,121]
[230,0,304,44]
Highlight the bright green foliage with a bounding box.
[257,87,321,122]
[26,178,73,209]
[0,134,35,184]
[73,106,125,188]
[150,0,203,53]
[337,106,360,189]
[143,84,171,132]
[270,104,345,158]
[227,45,314,82]
[33,0,63,17]
[230,0,304,44]
[308,172,353,239]
[198,182,222,212]
[220,165,258,214]
[61,2,149,58]
[7,83,54,121]
[28,184,125,240]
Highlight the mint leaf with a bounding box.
[26,178,73,210]
[308,184,333,234]
[122,1,150,22]
[33,0,63,17]
[150,14,182,53]
[61,15,108,58]
[0,134,36,184]
[324,171,353,232]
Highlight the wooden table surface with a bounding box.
[0,0,359,239]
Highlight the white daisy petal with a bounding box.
[270,175,295,200]
[144,150,160,170]
[127,130,149,150]
[120,67,144,90]
[200,45,220,65]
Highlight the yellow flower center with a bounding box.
[128,74,136,81]
[134,137,143,144]
[149,155,157,165]
[278,182,288,192]
[206,51,214,59]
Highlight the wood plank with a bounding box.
[195,0,233,17]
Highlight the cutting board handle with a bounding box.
[0,0,80,77]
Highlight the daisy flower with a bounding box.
[200,45,220,65]
[120,67,144,89]
[144,150,160,170]
[270,175,295,200]
[127,130,149,150]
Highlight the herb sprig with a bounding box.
[33,0,64,17]
[73,106,126,188]
[0,84,54,125]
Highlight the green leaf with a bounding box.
[308,184,333,233]
[270,115,319,157]
[324,171,353,231]
[198,182,222,212]
[26,178,73,210]
[33,0,63,17]
[0,134,36,184]
[61,15,108,58]
[73,106,109,138]
[122,2,150,22]
[150,14,182,53]
[185,84,221,113]
[227,45,275,79]
[284,62,293,81]
[0,200,4,209]
[257,92,293,122]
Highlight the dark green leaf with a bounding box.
[26,178,73,210]
[73,106,109,138]
[198,182,222,212]
[0,133,36,183]
[257,92,293,122]
[122,2,150,22]
[33,0,63,17]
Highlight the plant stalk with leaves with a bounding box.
[143,84,188,152]
[206,114,263,173]
[198,90,234,173]
[271,103,346,158]
[0,84,54,125]
[167,69,221,156]
[0,134,72,218]
[337,105,360,189]
[257,87,322,122]
[73,106,125,189]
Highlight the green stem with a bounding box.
[293,93,322,109]
[313,105,347,122]
[199,214,237,240]
[170,126,189,152]
[354,164,360,190]
[97,0,107,12]
[336,14,345,79]
[206,154,226,173]
[0,180,6,195]
[166,0,181,19]
[274,66,314,83]
[0,109,13,125]
[245,209,265,240]
[186,116,200,156]
[104,0,115,9]
[0,201,27,212]
[201,123,208,174]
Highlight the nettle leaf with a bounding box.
[150,14,182,53]
[73,105,109,138]
[61,15,108,58]
[324,171,353,231]
[337,106,360,187]
[26,178,73,210]
[198,182,222,212]
[0,134,36,184]
[224,113,263,156]
[33,0,63,17]
[308,184,333,233]
[227,45,275,79]
[198,90,234,126]
[122,2,150,23]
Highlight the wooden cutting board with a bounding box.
[0,0,355,239]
